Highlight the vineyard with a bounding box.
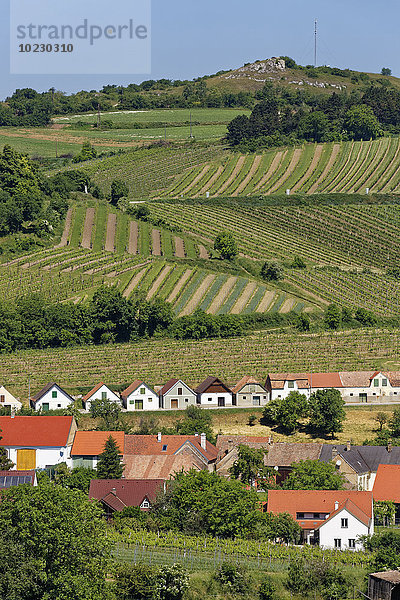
[159,138,400,197]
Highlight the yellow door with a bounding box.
[17,449,36,470]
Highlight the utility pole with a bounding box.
[314,19,318,67]
[55,138,58,158]
[164,123,167,141]
[189,110,193,138]
[28,374,31,407]
[97,103,101,128]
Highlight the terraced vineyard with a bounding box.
[159,137,400,197]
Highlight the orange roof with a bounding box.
[82,382,104,402]
[124,434,217,461]
[267,372,342,389]
[267,490,372,529]
[231,376,265,394]
[71,431,124,456]
[120,380,156,399]
[0,416,74,447]
[310,372,342,388]
[373,464,400,503]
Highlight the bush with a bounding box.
[260,262,282,281]
[156,564,189,600]
[214,562,248,594]
[259,575,276,600]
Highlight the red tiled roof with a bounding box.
[231,376,264,394]
[124,434,218,461]
[158,378,179,396]
[317,498,371,529]
[123,454,205,479]
[83,382,105,402]
[89,478,164,508]
[120,380,143,399]
[71,431,124,456]
[373,464,400,503]
[267,373,342,390]
[0,416,73,447]
[310,372,343,388]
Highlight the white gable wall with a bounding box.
[33,386,73,411]
[0,386,22,410]
[124,384,159,411]
[319,508,372,551]
[270,381,310,401]
[198,391,233,407]
[84,385,121,411]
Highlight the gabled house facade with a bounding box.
[0,386,22,413]
[231,376,269,407]
[82,382,121,412]
[31,382,74,411]
[121,380,159,411]
[71,431,125,468]
[89,478,164,519]
[195,376,234,408]
[158,379,197,410]
[0,416,77,470]
[267,489,373,550]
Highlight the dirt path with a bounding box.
[105,214,117,252]
[198,245,209,259]
[256,290,276,313]
[235,155,262,195]
[267,148,302,194]
[207,276,237,314]
[231,282,257,314]
[0,128,149,149]
[174,236,185,258]
[253,152,284,192]
[57,208,73,247]
[308,144,340,194]
[181,165,210,196]
[213,155,245,196]
[292,145,323,192]
[81,207,95,249]
[128,221,138,254]
[147,264,173,300]
[151,229,161,256]
[280,298,296,313]
[123,268,148,298]
[180,274,216,316]
[167,269,193,303]
[197,165,223,196]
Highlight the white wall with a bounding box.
[7,445,72,469]
[236,384,268,407]
[319,508,372,551]
[84,385,121,411]
[34,386,73,411]
[198,392,233,407]
[270,382,310,401]
[124,385,159,411]
[0,386,22,410]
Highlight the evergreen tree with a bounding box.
[97,435,124,479]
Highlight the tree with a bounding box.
[381,67,392,76]
[97,435,124,479]
[54,463,97,492]
[176,405,215,443]
[364,530,400,571]
[214,231,238,260]
[308,389,346,437]
[389,408,400,437]
[275,391,308,434]
[89,396,122,430]
[0,429,14,469]
[375,411,388,431]
[295,313,310,332]
[227,114,250,145]
[354,307,377,326]
[116,563,159,600]
[324,303,341,329]
[110,179,129,205]
[344,104,383,140]
[283,459,345,490]
[229,444,273,486]
[260,261,282,281]
[0,483,112,600]
[73,141,97,163]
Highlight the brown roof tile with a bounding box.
[82,382,105,402]
[124,434,217,461]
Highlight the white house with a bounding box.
[158,378,197,410]
[82,382,121,411]
[194,376,234,408]
[0,415,77,470]
[231,376,269,407]
[318,498,374,551]
[121,380,159,411]
[31,382,74,411]
[0,385,22,412]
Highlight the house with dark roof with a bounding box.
[30,382,74,411]
[158,379,197,410]
[123,433,218,479]
[267,489,373,550]
[231,376,269,408]
[89,479,164,519]
[0,469,37,488]
[121,380,159,411]
[368,571,400,600]
[319,442,400,490]
[71,431,125,468]
[195,376,234,408]
[82,383,121,412]
[0,416,77,470]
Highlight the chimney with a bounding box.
[268,435,273,446]
[332,446,338,458]
[200,433,206,450]
[10,407,15,419]
[111,488,116,495]
[346,441,351,452]
[388,441,392,453]
[334,501,339,511]
[157,432,162,442]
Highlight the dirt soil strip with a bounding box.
[167,269,193,303]
[57,208,73,247]
[231,282,257,314]
[235,155,262,195]
[213,156,245,197]
[196,165,223,196]
[180,274,216,316]
[267,148,302,195]
[122,268,148,298]
[198,245,209,259]
[253,152,284,192]
[308,143,340,194]
[280,298,296,313]
[151,229,161,256]
[256,290,277,313]
[128,222,138,254]
[207,276,237,314]
[181,165,210,196]
[174,236,185,258]
[146,264,173,300]
[81,207,95,249]
[105,214,117,252]
[292,145,323,192]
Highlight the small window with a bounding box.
[162,445,167,451]
[395,392,398,395]
[129,399,135,404]
[263,396,267,399]
[208,397,212,402]
[334,538,342,549]
[140,498,150,509]
[374,379,379,387]
[101,391,107,400]
[382,379,388,386]
[242,395,247,400]
[52,390,57,398]
[373,393,376,396]
[350,393,353,397]
[140,387,145,395]
[57,404,61,408]
[0,395,4,403]
[185,398,189,403]
[348,539,356,549]
[296,512,305,519]
[177,387,183,395]
[341,518,348,528]
[148,397,152,402]
[288,381,294,389]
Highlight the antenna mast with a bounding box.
[314,19,317,67]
